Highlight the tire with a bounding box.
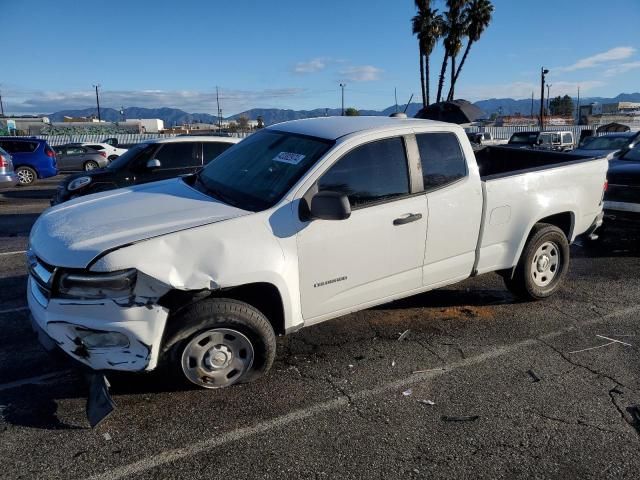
[164,298,276,389]
[15,166,37,185]
[504,223,570,300]
[84,160,99,171]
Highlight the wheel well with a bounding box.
[536,212,573,240]
[160,282,285,336]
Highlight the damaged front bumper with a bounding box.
[27,276,169,372]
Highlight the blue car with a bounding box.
[0,137,58,185]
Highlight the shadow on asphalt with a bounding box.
[574,224,640,259]
[0,213,41,237]
[1,188,57,201]
[376,286,519,311]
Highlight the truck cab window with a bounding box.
[154,143,198,168]
[318,137,409,208]
[416,133,466,190]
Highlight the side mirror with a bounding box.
[146,159,161,169]
[310,191,351,221]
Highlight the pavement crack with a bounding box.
[531,411,618,435]
[414,337,447,363]
[537,338,628,390]
[326,377,367,420]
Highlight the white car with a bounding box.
[536,131,575,151]
[27,117,607,423]
[76,142,128,160]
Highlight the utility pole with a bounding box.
[540,67,549,130]
[394,87,399,113]
[576,85,581,124]
[530,91,534,119]
[216,86,222,131]
[546,84,552,113]
[339,83,346,116]
[93,84,101,121]
[0,88,4,117]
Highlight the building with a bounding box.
[62,116,104,123]
[579,102,640,126]
[123,118,164,133]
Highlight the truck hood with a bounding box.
[568,148,618,159]
[30,177,251,268]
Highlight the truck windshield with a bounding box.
[196,130,334,211]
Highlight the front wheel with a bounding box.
[165,298,276,389]
[16,166,37,185]
[504,223,570,300]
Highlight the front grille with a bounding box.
[27,252,56,300]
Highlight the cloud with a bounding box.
[293,57,328,74]
[3,88,306,115]
[559,46,636,72]
[458,80,604,101]
[339,65,383,82]
[603,61,640,77]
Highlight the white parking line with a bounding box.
[0,250,26,256]
[85,304,640,480]
[0,370,72,393]
[0,306,29,315]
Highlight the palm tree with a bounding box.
[412,1,443,106]
[444,0,468,101]
[448,0,494,100]
[436,0,467,103]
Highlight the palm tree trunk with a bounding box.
[419,50,426,107]
[425,55,430,106]
[436,54,448,104]
[450,41,473,95]
[448,56,456,101]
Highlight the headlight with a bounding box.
[57,269,137,299]
[68,176,92,191]
[75,328,130,349]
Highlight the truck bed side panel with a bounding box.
[475,158,607,275]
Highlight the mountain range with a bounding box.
[48,93,640,126]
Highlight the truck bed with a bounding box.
[474,146,593,180]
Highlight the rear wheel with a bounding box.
[84,160,99,171]
[16,166,37,185]
[165,298,276,389]
[504,223,569,300]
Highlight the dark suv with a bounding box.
[52,136,239,204]
[0,137,58,185]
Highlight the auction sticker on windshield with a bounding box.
[273,152,306,165]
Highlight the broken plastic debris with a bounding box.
[568,334,633,354]
[527,369,541,383]
[402,389,413,397]
[391,360,396,367]
[398,329,411,341]
[441,415,479,422]
[413,368,445,374]
[348,364,354,369]
[103,433,112,441]
[418,399,436,406]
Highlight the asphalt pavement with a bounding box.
[1,176,639,479]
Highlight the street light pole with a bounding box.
[339,83,346,116]
[93,84,101,122]
[540,67,549,131]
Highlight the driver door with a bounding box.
[297,136,428,321]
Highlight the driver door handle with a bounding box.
[393,213,422,226]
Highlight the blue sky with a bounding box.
[2,0,639,115]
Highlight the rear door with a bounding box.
[60,146,87,171]
[297,136,428,321]
[135,142,199,183]
[0,140,38,168]
[416,132,482,286]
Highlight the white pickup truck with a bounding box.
[28,117,607,401]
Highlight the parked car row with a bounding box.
[51,136,239,204]
[0,137,58,185]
